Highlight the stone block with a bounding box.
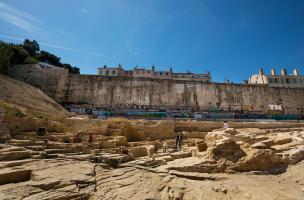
[129,146,148,158]
[146,145,155,157]
[112,136,128,146]
[0,169,31,185]
[282,147,304,164]
[171,151,191,159]
[155,155,174,162]
[207,139,246,162]
[273,134,293,145]
[100,141,116,149]
[251,142,269,149]
[0,150,31,161]
[195,140,207,152]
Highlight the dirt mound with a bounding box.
[0,75,68,118]
[0,75,69,135]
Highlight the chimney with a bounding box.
[293,68,299,76]
[103,65,107,68]
[281,68,287,76]
[271,68,276,75]
[259,68,264,75]
[152,65,155,71]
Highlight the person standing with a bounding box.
[77,131,83,143]
[175,133,183,151]
[162,138,168,153]
[224,121,229,129]
[88,133,93,143]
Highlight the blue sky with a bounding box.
[0,0,304,82]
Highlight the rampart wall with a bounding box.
[8,65,304,115]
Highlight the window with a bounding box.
[268,78,273,83]
[281,78,284,83]
[160,72,162,75]
[275,78,278,83]
[285,78,290,83]
[293,78,297,83]
[106,70,109,75]
[166,72,169,75]
[112,70,116,75]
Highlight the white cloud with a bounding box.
[0,34,23,41]
[0,34,76,52]
[0,2,40,32]
[88,52,118,60]
[39,42,77,52]
[0,2,40,23]
[0,34,119,61]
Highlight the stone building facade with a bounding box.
[249,68,304,88]
[98,65,211,82]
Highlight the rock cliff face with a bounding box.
[8,65,304,115]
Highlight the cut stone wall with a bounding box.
[8,65,304,115]
[8,64,68,102]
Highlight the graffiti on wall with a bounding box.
[268,104,283,111]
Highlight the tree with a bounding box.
[23,56,38,64]
[37,51,61,66]
[23,39,40,57]
[10,45,30,65]
[0,39,80,75]
[62,63,80,74]
[0,42,13,74]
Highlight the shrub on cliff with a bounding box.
[62,63,80,74]
[0,41,37,74]
[23,39,40,57]
[0,43,13,75]
[0,39,80,75]
[10,45,32,65]
[37,50,61,66]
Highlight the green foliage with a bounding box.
[23,39,40,56]
[37,50,61,66]
[62,63,80,74]
[15,110,25,117]
[23,56,38,64]
[0,42,13,74]
[0,39,80,75]
[10,45,30,65]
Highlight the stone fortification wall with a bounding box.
[8,65,304,115]
[8,64,68,102]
